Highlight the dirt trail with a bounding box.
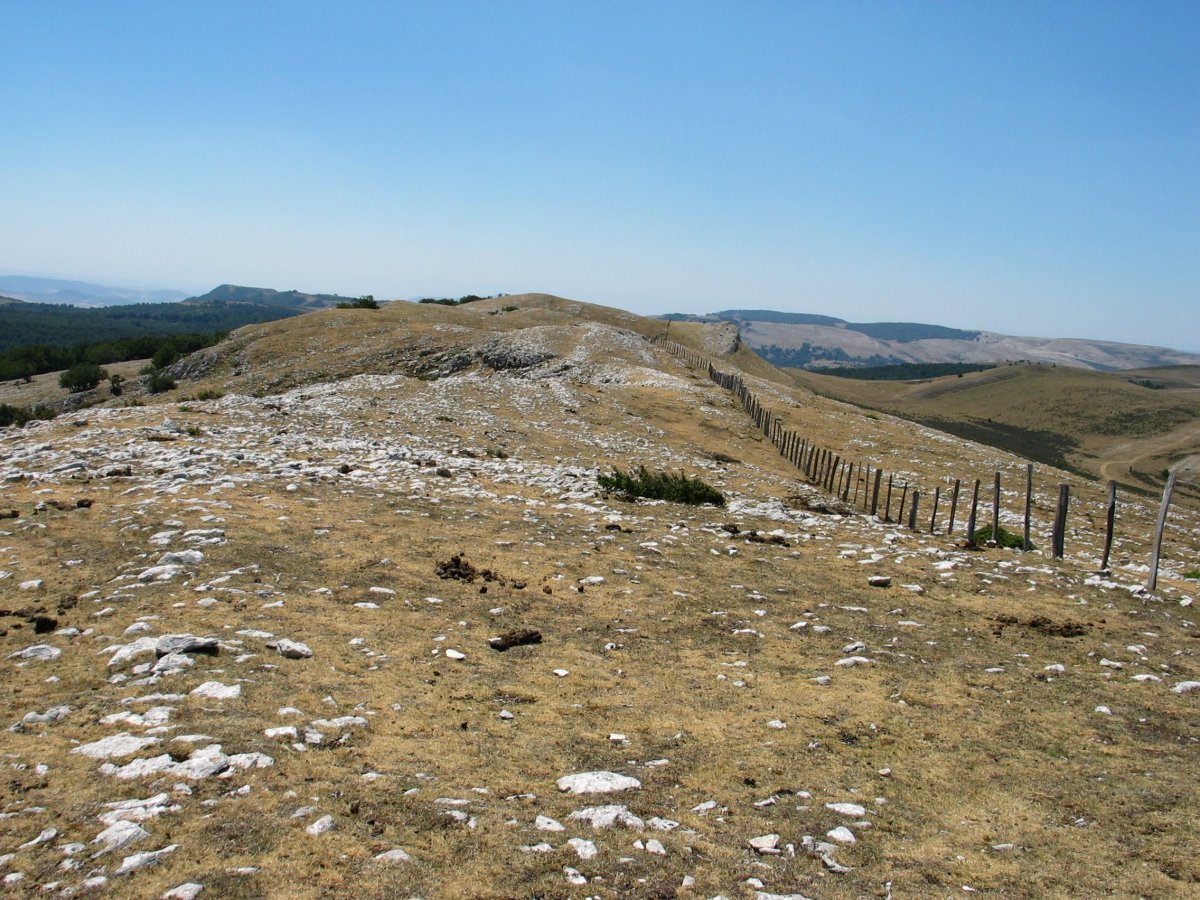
[1096,419,1200,483]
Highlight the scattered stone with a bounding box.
[568,804,644,829]
[190,681,241,700]
[825,802,866,817]
[556,771,641,794]
[374,848,413,864]
[72,733,161,760]
[91,821,149,856]
[114,844,177,875]
[156,634,220,657]
[306,815,335,836]
[867,575,892,587]
[567,837,598,859]
[8,644,60,661]
[272,639,314,659]
[161,883,204,899]
[748,833,781,854]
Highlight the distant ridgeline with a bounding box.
[661,311,982,370]
[0,284,359,353]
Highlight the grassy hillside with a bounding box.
[1,296,1197,897]
[789,362,1200,501]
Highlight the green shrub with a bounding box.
[145,370,176,393]
[598,466,725,507]
[108,373,124,396]
[195,389,224,401]
[971,523,1033,550]
[0,403,56,427]
[1184,570,1200,580]
[336,295,379,309]
[59,362,107,392]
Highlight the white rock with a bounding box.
[567,837,598,859]
[568,804,644,829]
[826,826,856,844]
[73,734,161,760]
[535,815,565,831]
[161,883,204,900]
[825,802,866,817]
[18,826,57,849]
[748,833,781,853]
[306,815,335,836]
[835,656,874,667]
[108,637,160,667]
[18,579,44,591]
[556,771,641,794]
[1172,681,1200,695]
[274,639,313,659]
[8,644,60,661]
[645,838,667,855]
[114,844,176,875]
[1095,705,1112,715]
[91,821,149,856]
[22,704,71,725]
[374,848,412,863]
[445,649,466,660]
[190,681,241,700]
[766,719,787,729]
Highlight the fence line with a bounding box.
[648,335,1188,581]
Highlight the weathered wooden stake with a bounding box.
[871,469,882,517]
[1099,480,1117,572]
[1023,464,1033,552]
[990,472,1001,545]
[908,490,920,530]
[898,483,909,523]
[948,478,960,534]
[1051,483,1069,559]
[965,478,981,546]
[1146,471,1177,592]
[884,475,894,522]
[842,462,854,502]
[929,486,940,533]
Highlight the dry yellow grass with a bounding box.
[0,298,1197,898]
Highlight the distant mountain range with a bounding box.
[0,276,189,307]
[664,310,1200,372]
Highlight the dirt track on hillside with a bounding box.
[1096,419,1200,484]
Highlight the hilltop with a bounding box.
[0,294,1197,898]
[665,310,1200,372]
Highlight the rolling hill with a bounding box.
[665,310,1200,371]
[0,275,188,307]
[789,361,1200,502]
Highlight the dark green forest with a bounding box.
[0,300,300,352]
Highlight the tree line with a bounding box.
[0,332,224,383]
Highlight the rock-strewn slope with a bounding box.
[1,299,1197,898]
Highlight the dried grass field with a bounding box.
[1,296,1197,898]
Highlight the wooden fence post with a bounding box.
[948,478,960,534]
[871,469,882,518]
[929,486,940,533]
[1146,471,1177,592]
[898,483,909,524]
[842,462,854,502]
[1099,481,1117,572]
[966,478,981,546]
[908,490,920,530]
[990,472,1001,545]
[884,475,894,522]
[1023,464,1033,552]
[1051,483,1069,559]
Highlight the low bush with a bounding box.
[0,403,56,428]
[598,466,725,507]
[971,523,1034,550]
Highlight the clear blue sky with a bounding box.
[3,1,1197,348]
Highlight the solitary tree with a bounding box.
[59,362,107,393]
